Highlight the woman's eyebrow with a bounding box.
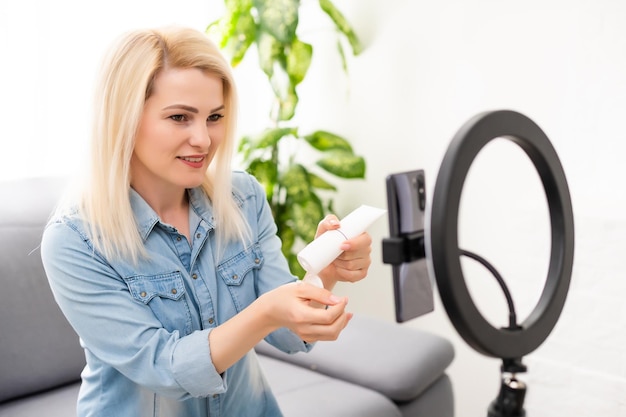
[162,104,225,113]
[163,104,198,113]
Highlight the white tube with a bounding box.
[297,205,387,279]
[302,273,325,288]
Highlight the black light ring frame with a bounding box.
[425,109,575,360]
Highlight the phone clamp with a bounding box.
[382,230,425,266]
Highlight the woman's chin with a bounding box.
[182,173,207,189]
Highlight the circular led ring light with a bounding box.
[426,110,575,359]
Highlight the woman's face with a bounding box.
[131,67,226,195]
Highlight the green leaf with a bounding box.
[237,134,249,152]
[278,225,295,258]
[255,0,300,44]
[281,164,311,203]
[247,159,278,200]
[318,0,363,55]
[280,86,298,121]
[287,253,306,278]
[207,1,247,47]
[237,134,255,160]
[304,130,354,152]
[250,127,297,149]
[228,11,257,67]
[264,53,297,120]
[205,17,231,48]
[286,38,312,86]
[257,30,283,77]
[291,196,324,242]
[307,172,337,191]
[316,151,366,178]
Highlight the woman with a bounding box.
[41,26,372,417]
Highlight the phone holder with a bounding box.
[383,169,435,321]
[381,231,424,265]
[383,110,575,417]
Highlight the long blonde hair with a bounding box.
[79,26,249,263]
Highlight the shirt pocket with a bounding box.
[125,272,193,335]
[218,244,264,312]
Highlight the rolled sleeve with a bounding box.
[264,327,314,354]
[172,329,226,397]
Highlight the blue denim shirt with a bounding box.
[41,171,312,417]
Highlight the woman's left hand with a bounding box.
[315,214,372,286]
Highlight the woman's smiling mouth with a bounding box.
[177,155,206,168]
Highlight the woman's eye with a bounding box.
[169,114,187,122]
[208,114,224,123]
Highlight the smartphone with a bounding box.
[386,170,434,322]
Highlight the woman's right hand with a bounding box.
[259,281,352,343]
[208,281,352,374]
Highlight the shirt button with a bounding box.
[254,258,260,264]
[232,274,238,280]
[208,318,214,324]
[192,273,198,279]
[196,233,201,239]
[140,291,147,297]
[176,236,181,242]
[171,289,177,295]
[212,394,218,399]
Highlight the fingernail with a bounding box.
[329,219,339,226]
[339,242,350,251]
[329,294,342,303]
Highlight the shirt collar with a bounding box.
[187,185,246,223]
[130,187,233,241]
[187,187,216,229]
[129,188,160,241]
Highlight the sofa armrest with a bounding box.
[255,313,454,402]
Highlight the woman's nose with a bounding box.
[189,122,211,148]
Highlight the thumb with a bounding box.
[315,214,340,238]
[298,280,345,306]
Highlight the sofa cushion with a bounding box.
[258,355,401,417]
[0,177,84,403]
[0,383,79,417]
[255,314,455,402]
[396,374,454,417]
[0,357,404,417]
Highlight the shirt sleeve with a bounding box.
[40,219,225,399]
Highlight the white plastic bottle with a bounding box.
[297,205,387,287]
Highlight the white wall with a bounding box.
[0,0,221,180]
[2,1,625,416]
[317,1,626,416]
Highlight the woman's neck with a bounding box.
[131,182,191,242]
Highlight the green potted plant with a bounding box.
[207,0,366,276]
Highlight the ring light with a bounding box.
[425,109,575,360]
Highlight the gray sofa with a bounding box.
[0,176,455,417]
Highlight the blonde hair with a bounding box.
[79,26,249,263]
